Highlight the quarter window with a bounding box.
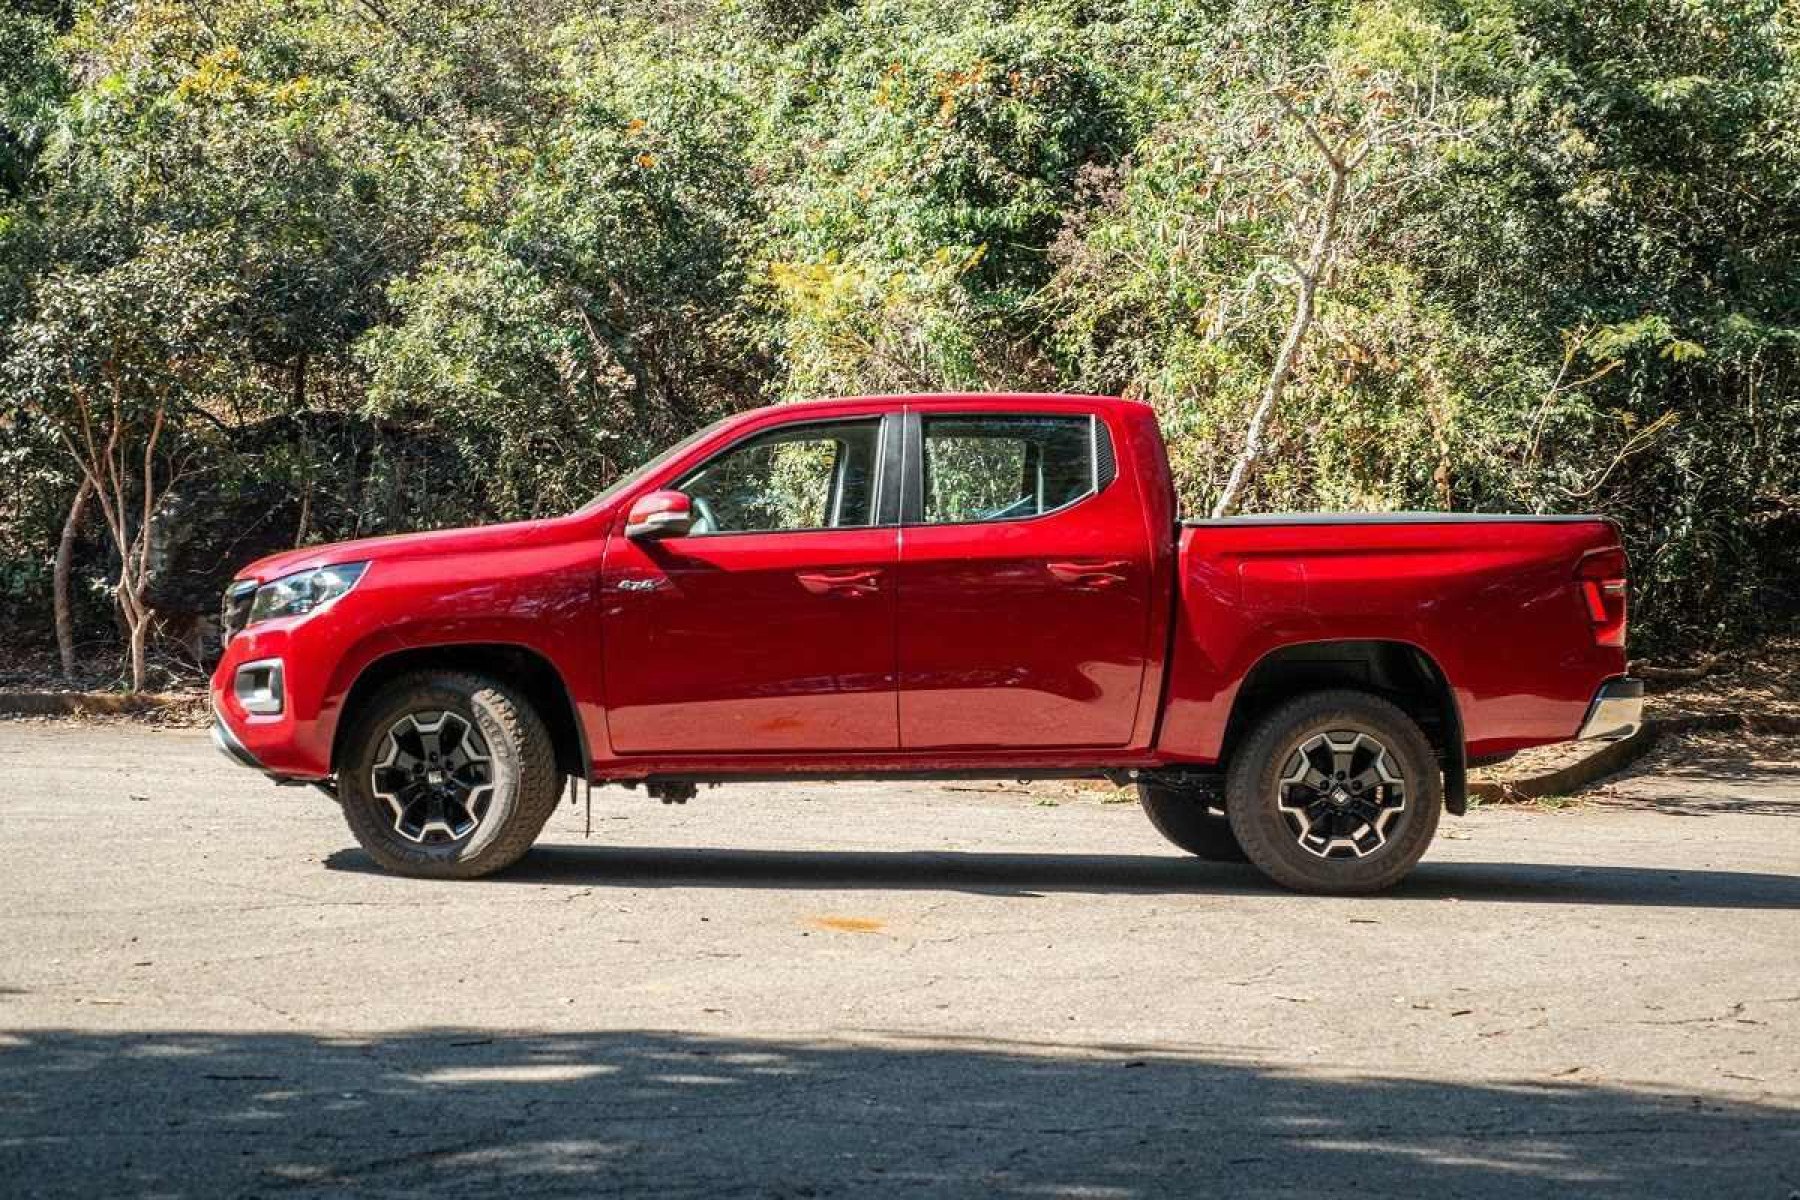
[920,414,1104,524]
[676,419,882,534]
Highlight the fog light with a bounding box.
[234,659,285,716]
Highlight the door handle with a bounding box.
[796,568,883,596]
[1046,560,1130,589]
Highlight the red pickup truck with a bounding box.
[212,393,1641,893]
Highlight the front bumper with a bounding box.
[213,699,339,798]
[1576,677,1644,741]
[212,715,268,773]
[212,621,342,779]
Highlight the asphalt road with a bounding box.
[1,721,1796,1197]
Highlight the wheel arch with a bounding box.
[1219,639,1468,814]
[330,642,588,780]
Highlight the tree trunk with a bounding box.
[295,477,313,546]
[126,596,149,694]
[114,548,152,694]
[54,476,94,680]
[54,370,168,694]
[1211,133,1355,520]
[294,354,313,546]
[1211,269,1323,519]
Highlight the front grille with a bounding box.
[220,581,257,647]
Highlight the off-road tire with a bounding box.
[1226,690,1441,895]
[1137,780,1248,862]
[338,672,561,879]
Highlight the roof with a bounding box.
[741,392,1139,419]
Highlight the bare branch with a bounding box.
[1276,94,1343,172]
[1563,412,1678,499]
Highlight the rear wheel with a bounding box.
[1137,779,1247,862]
[338,672,561,879]
[1226,690,1441,894]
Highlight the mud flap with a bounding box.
[1444,753,1468,816]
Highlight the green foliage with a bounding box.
[0,0,1796,659]
[759,0,1121,393]
[360,14,768,517]
[0,7,67,199]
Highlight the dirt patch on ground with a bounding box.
[1594,728,1800,813]
[0,643,209,694]
[0,647,209,725]
[0,688,209,727]
[1639,636,1800,723]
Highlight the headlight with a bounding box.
[248,562,368,625]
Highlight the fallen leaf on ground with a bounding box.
[811,916,885,934]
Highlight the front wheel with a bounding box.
[337,672,562,879]
[1226,690,1442,894]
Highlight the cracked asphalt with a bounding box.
[1,721,1796,1197]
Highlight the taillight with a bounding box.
[1577,548,1628,647]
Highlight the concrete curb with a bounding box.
[1470,712,1800,803]
[0,690,196,717]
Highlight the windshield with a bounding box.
[575,417,735,515]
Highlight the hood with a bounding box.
[235,513,597,584]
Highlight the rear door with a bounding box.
[602,414,901,754]
[895,408,1155,749]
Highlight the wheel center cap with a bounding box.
[428,769,447,785]
[1330,787,1350,804]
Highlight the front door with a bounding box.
[601,416,899,754]
[896,410,1155,749]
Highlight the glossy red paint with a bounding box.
[601,525,900,752]
[894,399,1168,749]
[213,514,611,778]
[211,392,1628,786]
[1154,517,1627,762]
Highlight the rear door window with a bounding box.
[920,414,1105,525]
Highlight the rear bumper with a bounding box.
[1576,677,1644,742]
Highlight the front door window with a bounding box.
[678,420,882,535]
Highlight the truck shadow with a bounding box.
[323,846,1800,908]
[2,1026,1792,1197]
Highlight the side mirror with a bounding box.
[625,490,695,540]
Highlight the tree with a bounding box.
[1210,79,1392,518]
[359,12,770,517]
[759,0,1119,396]
[1047,3,1461,518]
[0,0,1795,664]
[6,232,244,690]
